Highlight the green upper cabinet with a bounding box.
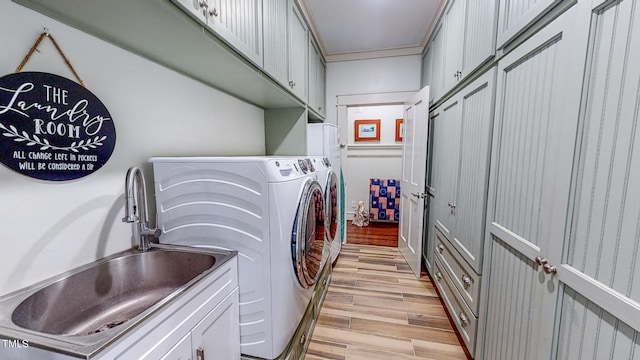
[174,0,263,67]
[263,0,289,88]
[425,0,497,103]
[443,0,465,92]
[263,0,308,103]
[496,0,563,49]
[288,0,308,102]
[421,43,433,102]
[308,36,326,118]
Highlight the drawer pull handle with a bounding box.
[300,334,306,345]
[459,313,469,326]
[461,274,471,288]
[437,244,445,253]
[197,347,205,360]
[436,272,443,280]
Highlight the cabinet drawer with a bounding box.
[433,257,477,355]
[434,228,481,315]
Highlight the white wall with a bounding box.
[325,55,422,125]
[325,55,421,222]
[346,105,403,219]
[0,2,265,296]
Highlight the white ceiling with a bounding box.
[299,0,445,62]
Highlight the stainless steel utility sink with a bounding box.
[0,244,235,357]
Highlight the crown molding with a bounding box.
[325,46,424,63]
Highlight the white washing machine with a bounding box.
[308,123,342,261]
[149,157,325,359]
[311,157,340,264]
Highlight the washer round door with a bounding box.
[292,178,325,288]
[325,170,339,244]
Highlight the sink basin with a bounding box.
[0,244,235,357]
[12,248,215,336]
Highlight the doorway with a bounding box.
[336,91,415,247]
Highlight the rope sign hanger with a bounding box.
[15,29,85,87]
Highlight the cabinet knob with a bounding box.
[437,244,445,253]
[436,272,443,280]
[543,263,557,275]
[209,7,218,17]
[535,256,548,266]
[300,334,306,345]
[461,274,471,288]
[198,0,208,9]
[459,313,469,326]
[196,347,205,360]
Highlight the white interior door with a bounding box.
[399,86,430,277]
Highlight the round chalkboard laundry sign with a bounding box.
[0,72,116,181]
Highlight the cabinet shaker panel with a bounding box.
[443,0,465,91]
[496,0,562,49]
[452,68,495,272]
[463,0,497,75]
[288,1,308,101]
[263,0,289,87]
[208,0,263,67]
[430,22,446,103]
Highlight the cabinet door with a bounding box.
[480,1,591,358]
[496,0,562,49]
[462,0,497,77]
[451,68,496,273]
[263,0,289,87]
[555,0,640,358]
[192,288,240,360]
[421,44,433,92]
[288,0,308,101]
[443,0,465,92]
[424,110,439,275]
[432,98,460,241]
[207,0,263,67]
[173,0,210,25]
[430,21,445,103]
[308,38,319,110]
[160,334,192,360]
[317,59,326,116]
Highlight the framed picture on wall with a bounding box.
[354,119,380,141]
[395,118,404,142]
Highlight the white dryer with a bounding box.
[311,157,340,264]
[149,157,325,359]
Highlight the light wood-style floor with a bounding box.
[305,243,470,360]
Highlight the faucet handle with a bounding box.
[122,214,140,223]
[140,224,161,238]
